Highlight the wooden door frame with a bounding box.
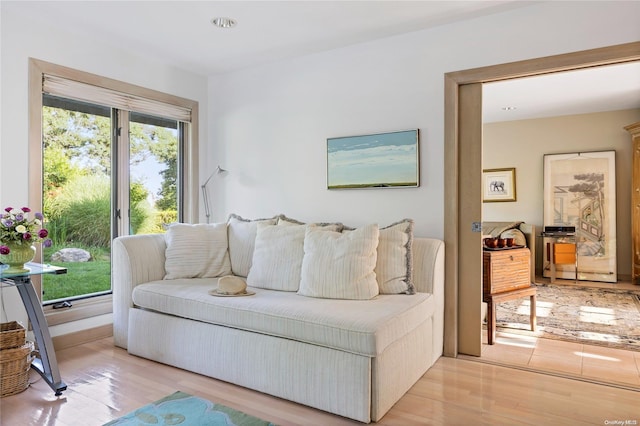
[443,41,640,357]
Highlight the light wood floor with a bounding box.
[1,337,639,425]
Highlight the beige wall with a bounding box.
[483,108,640,279]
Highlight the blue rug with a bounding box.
[104,391,277,426]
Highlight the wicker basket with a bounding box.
[0,322,26,350]
[0,341,34,397]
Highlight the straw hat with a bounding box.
[209,275,255,297]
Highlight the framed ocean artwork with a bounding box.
[326,129,419,189]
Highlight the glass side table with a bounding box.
[1,262,67,396]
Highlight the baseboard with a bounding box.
[52,323,113,351]
[617,273,632,282]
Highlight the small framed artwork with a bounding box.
[482,167,516,202]
[326,129,419,189]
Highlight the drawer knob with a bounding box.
[510,255,514,261]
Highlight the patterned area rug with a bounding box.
[494,284,640,351]
[104,391,277,426]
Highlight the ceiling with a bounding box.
[483,61,640,123]
[5,1,640,121]
[5,1,530,76]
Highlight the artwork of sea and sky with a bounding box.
[327,129,419,189]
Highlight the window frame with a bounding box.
[28,58,199,323]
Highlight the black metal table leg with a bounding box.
[12,276,67,395]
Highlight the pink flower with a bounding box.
[23,232,32,240]
[0,245,9,255]
[38,229,48,238]
[21,207,31,213]
[4,207,13,213]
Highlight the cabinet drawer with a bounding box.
[483,248,530,295]
[554,243,575,254]
[551,242,576,265]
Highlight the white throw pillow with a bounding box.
[376,219,415,294]
[246,223,307,291]
[298,224,380,300]
[227,214,278,277]
[164,223,231,280]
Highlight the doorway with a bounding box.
[442,41,640,358]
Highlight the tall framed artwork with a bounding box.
[327,129,419,189]
[543,151,617,282]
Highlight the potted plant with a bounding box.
[0,207,53,273]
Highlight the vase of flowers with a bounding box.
[0,206,52,274]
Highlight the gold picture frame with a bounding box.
[482,168,516,202]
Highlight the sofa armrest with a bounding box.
[413,237,445,360]
[413,238,445,295]
[112,234,166,349]
[517,223,536,283]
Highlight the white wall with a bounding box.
[0,5,208,325]
[484,109,640,276]
[0,6,209,206]
[208,1,640,238]
[1,2,639,332]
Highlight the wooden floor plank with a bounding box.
[0,338,638,425]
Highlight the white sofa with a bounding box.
[112,215,445,423]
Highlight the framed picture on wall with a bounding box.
[543,151,617,283]
[482,168,516,202]
[326,129,419,189]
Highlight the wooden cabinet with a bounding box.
[482,247,534,345]
[625,122,640,284]
[483,247,531,295]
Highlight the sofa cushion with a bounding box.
[248,222,342,291]
[227,214,278,277]
[164,223,231,280]
[131,280,433,357]
[482,221,523,238]
[499,228,527,247]
[482,221,527,247]
[376,219,415,294]
[246,223,307,291]
[298,224,379,300]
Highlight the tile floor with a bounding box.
[480,331,640,390]
[479,329,640,389]
[474,277,640,389]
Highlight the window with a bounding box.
[29,59,199,318]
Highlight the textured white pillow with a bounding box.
[298,224,380,300]
[227,214,278,277]
[247,223,306,291]
[376,219,415,294]
[164,223,231,280]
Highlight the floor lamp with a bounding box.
[201,165,227,224]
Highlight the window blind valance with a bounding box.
[43,74,192,122]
